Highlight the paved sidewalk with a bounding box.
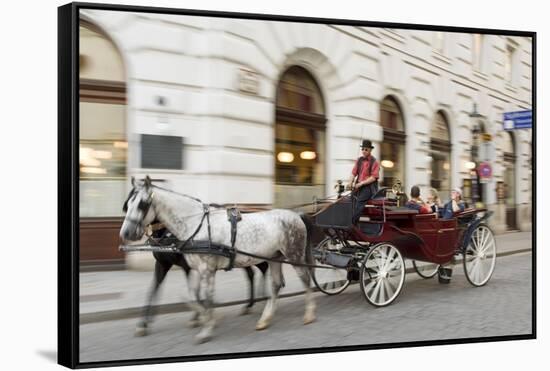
[79,231,532,324]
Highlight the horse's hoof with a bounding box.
[194,335,212,344]
[303,315,316,325]
[134,326,147,337]
[255,320,270,331]
[194,331,213,344]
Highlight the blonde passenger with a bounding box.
[426,188,442,214]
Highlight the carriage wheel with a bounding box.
[412,260,440,279]
[360,243,405,307]
[311,238,351,295]
[463,223,496,287]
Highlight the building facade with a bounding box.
[79,10,533,267]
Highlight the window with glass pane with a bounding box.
[276,66,324,114]
[380,142,404,188]
[430,151,451,192]
[79,22,127,217]
[274,66,326,208]
[380,96,406,187]
[430,111,451,195]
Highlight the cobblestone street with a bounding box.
[80,252,532,363]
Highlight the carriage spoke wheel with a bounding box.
[412,260,440,279]
[360,243,405,307]
[463,224,496,287]
[312,238,351,295]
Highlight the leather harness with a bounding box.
[149,206,242,271]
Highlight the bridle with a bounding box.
[123,188,155,229]
[122,185,212,248]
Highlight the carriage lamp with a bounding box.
[335,180,345,198]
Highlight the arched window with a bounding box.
[79,21,127,217]
[379,96,406,187]
[274,66,326,208]
[430,111,452,195]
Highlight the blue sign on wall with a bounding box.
[503,110,532,130]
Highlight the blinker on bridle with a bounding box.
[137,192,154,215]
[123,189,155,229]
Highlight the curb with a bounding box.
[80,247,532,325]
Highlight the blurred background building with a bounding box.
[78,10,533,269]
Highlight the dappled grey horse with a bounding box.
[120,176,316,343]
[123,192,269,337]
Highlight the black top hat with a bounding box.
[360,139,374,149]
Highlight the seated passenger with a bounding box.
[405,185,431,214]
[440,187,466,219]
[426,188,443,214]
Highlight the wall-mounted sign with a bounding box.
[238,68,260,95]
[478,161,492,180]
[141,134,184,170]
[503,110,532,130]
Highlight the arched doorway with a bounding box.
[274,66,326,208]
[379,96,406,187]
[79,20,127,268]
[502,132,517,230]
[430,111,452,196]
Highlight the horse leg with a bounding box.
[256,261,283,331]
[194,269,217,344]
[240,266,255,315]
[257,261,271,295]
[135,260,171,336]
[185,269,206,329]
[294,266,316,325]
[179,256,201,328]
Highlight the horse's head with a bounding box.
[120,175,156,241]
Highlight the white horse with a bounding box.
[120,176,316,343]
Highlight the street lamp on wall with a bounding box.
[468,103,485,134]
[468,103,486,207]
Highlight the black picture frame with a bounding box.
[58,2,536,368]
